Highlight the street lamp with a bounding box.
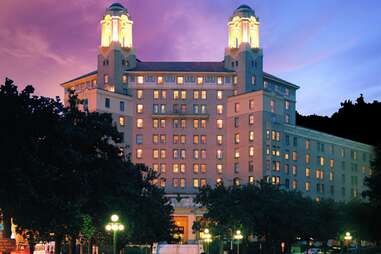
[105,214,124,254]
[201,228,212,254]
[233,230,243,254]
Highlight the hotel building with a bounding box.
[61,3,374,242]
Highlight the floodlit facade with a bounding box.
[61,3,374,242]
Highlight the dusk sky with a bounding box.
[1,0,381,115]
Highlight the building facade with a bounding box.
[61,3,374,242]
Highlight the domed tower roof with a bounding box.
[105,2,129,16]
[230,4,256,21]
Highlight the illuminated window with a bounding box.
[249,99,254,110]
[233,76,238,84]
[292,151,297,161]
[305,181,311,192]
[201,150,207,159]
[181,90,187,99]
[160,149,166,159]
[193,179,199,188]
[153,135,159,144]
[177,76,184,85]
[197,77,203,85]
[249,114,254,125]
[201,164,207,173]
[251,75,256,86]
[153,90,159,99]
[136,119,143,128]
[234,133,240,144]
[249,146,254,157]
[193,164,199,173]
[193,90,199,99]
[119,116,125,126]
[216,178,223,184]
[193,135,199,144]
[306,168,311,177]
[157,76,163,84]
[216,164,223,174]
[173,164,179,173]
[201,179,207,188]
[217,90,223,100]
[180,164,186,173]
[217,76,223,85]
[137,90,143,99]
[173,90,179,100]
[249,131,254,141]
[234,149,240,159]
[234,103,240,113]
[234,178,240,186]
[104,74,109,84]
[216,105,223,114]
[137,76,144,84]
[201,120,207,128]
[136,104,143,113]
[180,135,186,144]
[306,154,310,164]
[285,100,290,110]
[201,135,207,144]
[201,90,207,99]
[292,180,297,190]
[217,119,223,129]
[153,149,159,159]
[216,149,223,160]
[160,178,166,188]
[217,135,223,145]
[160,119,166,128]
[136,149,143,159]
[292,165,297,176]
[161,90,167,99]
[122,75,128,83]
[320,156,325,166]
[270,99,275,113]
[193,119,199,129]
[172,178,179,188]
[193,150,200,160]
[249,176,255,184]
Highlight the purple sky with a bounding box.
[1,0,381,115]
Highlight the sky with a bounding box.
[0,0,381,115]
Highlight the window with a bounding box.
[251,75,256,86]
[197,77,203,85]
[305,182,311,192]
[173,164,179,173]
[234,149,240,159]
[105,98,110,108]
[153,90,160,99]
[160,135,167,144]
[234,117,239,128]
[136,104,143,113]
[136,119,143,128]
[285,100,290,110]
[249,146,254,157]
[153,149,159,159]
[193,90,199,99]
[292,165,297,176]
[193,119,199,129]
[216,164,223,174]
[122,75,128,83]
[136,134,143,144]
[217,119,223,129]
[137,90,143,99]
[173,90,179,100]
[249,176,255,184]
[233,76,238,84]
[249,114,254,125]
[214,76,222,85]
[153,134,159,144]
[120,101,125,112]
[160,149,166,159]
[119,116,125,126]
[181,90,187,99]
[172,178,179,188]
[157,76,163,84]
[217,135,223,145]
[201,135,207,144]
[234,177,240,186]
[193,164,199,173]
[234,133,240,144]
[137,76,144,84]
[234,163,239,173]
[177,76,184,85]
[216,149,223,160]
[193,179,199,188]
[306,168,311,177]
[249,131,254,141]
[249,99,254,110]
[217,90,223,100]
[136,149,143,159]
[161,90,167,99]
[160,119,166,128]
[292,180,297,190]
[217,105,223,114]
[104,74,109,84]
[270,99,275,113]
[193,150,200,160]
[234,103,240,113]
[201,90,207,100]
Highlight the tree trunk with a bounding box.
[55,235,63,254]
[2,208,12,238]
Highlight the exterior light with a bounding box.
[201,228,212,253]
[233,230,244,254]
[344,232,352,241]
[105,214,125,254]
[111,214,119,222]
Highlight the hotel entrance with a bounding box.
[173,216,188,243]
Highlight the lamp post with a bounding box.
[233,230,243,254]
[201,228,212,254]
[105,215,124,254]
[344,232,352,248]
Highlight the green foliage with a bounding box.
[0,78,173,252]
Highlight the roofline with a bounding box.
[264,72,299,89]
[60,70,97,87]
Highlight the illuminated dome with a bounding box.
[230,4,256,20]
[106,3,129,16]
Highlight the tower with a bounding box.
[97,3,136,95]
[224,5,264,94]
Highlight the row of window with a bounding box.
[136,149,225,160]
[129,75,234,86]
